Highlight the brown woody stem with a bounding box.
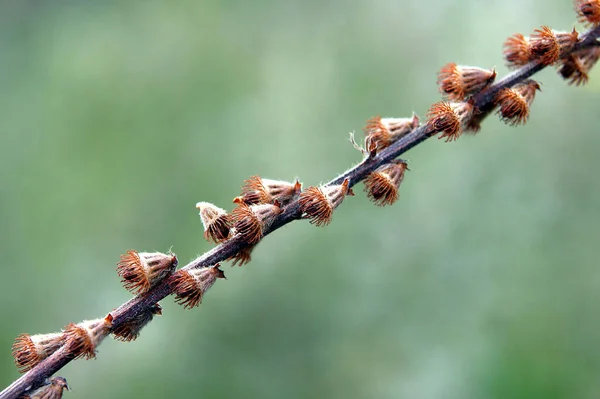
[1,23,599,399]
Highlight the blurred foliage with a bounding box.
[1,1,600,398]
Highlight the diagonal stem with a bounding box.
[1,23,599,399]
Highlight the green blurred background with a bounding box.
[1,1,599,398]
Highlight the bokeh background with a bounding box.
[1,1,599,398]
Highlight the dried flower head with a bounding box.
[299,178,354,226]
[171,265,226,309]
[558,47,600,85]
[12,332,65,373]
[574,0,600,26]
[229,245,254,267]
[231,202,282,245]
[112,303,162,342]
[464,116,483,134]
[363,160,409,206]
[504,33,532,67]
[63,316,112,360]
[22,376,70,399]
[437,63,497,101]
[117,250,178,295]
[234,176,302,206]
[426,100,475,142]
[363,114,420,151]
[495,80,541,126]
[196,202,231,243]
[530,26,579,65]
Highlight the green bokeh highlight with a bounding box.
[1,1,599,398]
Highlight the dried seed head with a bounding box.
[231,202,282,244]
[171,265,226,309]
[299,178,354,226]
[495,80,541,126]
[504,33,532,67]
[63,317,111,360]
[234,176,270,205]
[117,250,178,295]
[363,160,409,206]
[464,116,483,134]
[558,47,600,85]
[112,303,162,342]
[196,202,231,243]
[437,63,496,101]
[235,176,302,206]
[12,332,65,373]
[557,27,579,52]
[261,178,302,206]
[530,26,579,65]
[426,100,475,142]
[363,114,420,151]
[23,376,70,399]
[228,245,254,267]
[574,0,600,26]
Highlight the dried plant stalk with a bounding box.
[2,12,600,399]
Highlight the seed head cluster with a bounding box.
[7,5,600,398]
[504,26,579,67]
[495,80,541,126]
[22,377,69,399]
[171,265,226,309]
[117,250,178,295]
[574,0,600,26]
[363,114,420,151]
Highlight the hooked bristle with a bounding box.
[495,80,540,126]
[558,47,600,86]
[299,178,352,226]
[437,63,496,101]
[363,161,409,206]
[236,176,303,206]
[363,115,420,152]
[12,332,65,373]
[63,318,110,360]
[172,266,226,309]
[229,245,255,266]
[116,251,178,295]
[530,26,578,66]
[231,203,281,245]
[112,304,162,342]
[196,202,232,243]
[23,376,70,399]
[426,101,474,142]
[504,33,532,68]
[299,186,332,226]
[574,0,600,27]
[237,176,272,205]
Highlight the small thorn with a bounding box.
[397,159,410,171]
[367,138,378,158]
[341,178,354,196]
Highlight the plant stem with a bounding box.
[1,23,598,399]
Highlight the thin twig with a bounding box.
[2,23,599,399]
